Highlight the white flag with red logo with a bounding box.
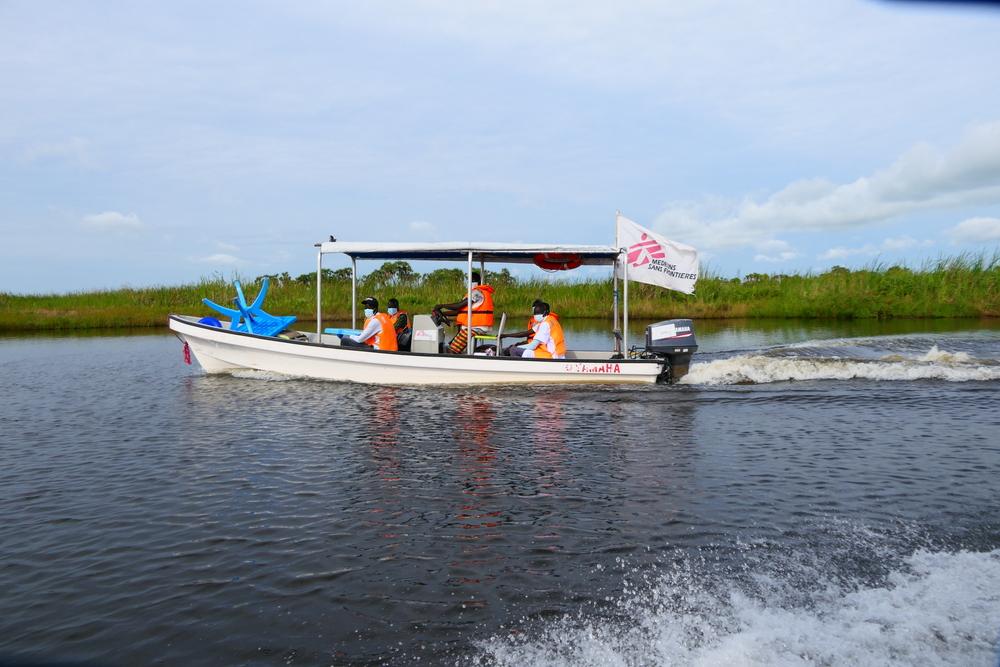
[615,214,699,294]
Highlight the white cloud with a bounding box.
[81,211,142,230]
[753,239,799,263]
[819,236,934,260]
[655,121,1000,250]
[196,253,243,265]
[882,236,919,251]
[947,217,1000,244]
[754,252,798,263]
[216,241,240,252]
[819,244,876,261]
[300,2,1000,160]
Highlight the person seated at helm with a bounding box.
[386,297,411,351]
[508,301,565,359]
[340,296,398,351]
[433,271,495,354]
[499,298,544,356]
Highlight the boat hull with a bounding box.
[169,315,663,385]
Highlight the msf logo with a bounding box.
[627,233,666,268]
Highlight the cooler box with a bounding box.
[410,315,444,354]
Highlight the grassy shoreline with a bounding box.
[2,256,998,332]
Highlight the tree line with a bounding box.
[256,261,517,288]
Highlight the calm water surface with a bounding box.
[1,319,999,666]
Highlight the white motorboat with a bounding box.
[169,239,698,385]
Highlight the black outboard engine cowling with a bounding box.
[645,319,697,383]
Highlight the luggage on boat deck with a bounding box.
[410,315,445,354]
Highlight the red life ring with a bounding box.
[533,253,583,271]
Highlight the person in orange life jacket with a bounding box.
[386,297,411,351]
[499,298,544,356]
[340,296,398,351]
[433,272,495,354]
[508,302,566,359]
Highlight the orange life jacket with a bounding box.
[388,310,409,331]
[532,314,565,359]
[363,312,398,351]
[525,311,558,341]
[455,284,495,327]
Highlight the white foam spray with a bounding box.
[917,344,974,364]
[229,369,295,382]
[680,346,999,386]
[476,548,1000,666]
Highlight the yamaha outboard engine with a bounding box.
[644,319,697,383]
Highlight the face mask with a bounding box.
[387,308,398,315]
[533,313,544,322]
[364,308,375,318]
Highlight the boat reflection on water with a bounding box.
[442,390,581,618]
[526,394,570,566]
[531,393,569,495]
[369,387,402,481]
[172,373,702,658]
[449,394,502,600]
[366,388,405,550]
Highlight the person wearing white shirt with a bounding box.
[509,302,565,359]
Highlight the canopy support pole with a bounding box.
[351,257,357,330]
[612,260,620,355]
[623,254,629,354]
[467,251,474,355]
[316,249,323,336]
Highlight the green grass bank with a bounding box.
[2,255,998,332]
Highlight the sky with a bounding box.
[2,0,1000,293]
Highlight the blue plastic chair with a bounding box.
[201,278,297,337]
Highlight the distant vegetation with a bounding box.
[2,254,998,331]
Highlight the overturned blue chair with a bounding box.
[201,278,297,337]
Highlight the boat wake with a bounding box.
[680,341,1000,386]
[475,523,1000,666]
[229,369,296,382]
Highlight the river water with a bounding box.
[1,319,999,666]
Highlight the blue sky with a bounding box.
[2,1,1000,293]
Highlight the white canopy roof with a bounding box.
[318,241,622,265]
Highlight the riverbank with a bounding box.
[2,256,997,331]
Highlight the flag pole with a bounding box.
[623,252,629,354]
[613,211,622,356]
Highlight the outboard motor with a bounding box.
[644,319,697,383]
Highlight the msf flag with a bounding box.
[615,214,699,294]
